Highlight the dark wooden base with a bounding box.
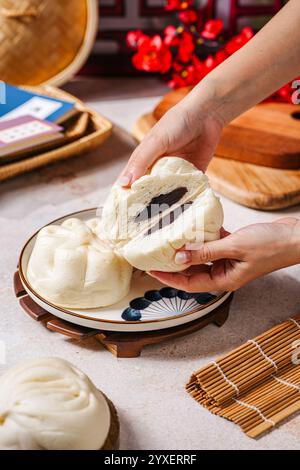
[14,271,233,358]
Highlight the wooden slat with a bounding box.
[20,296,53,322]
[13,271,26,298]
[46,317,99,340]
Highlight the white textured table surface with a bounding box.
[0,78,300,450]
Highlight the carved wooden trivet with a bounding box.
[14,271,233,358]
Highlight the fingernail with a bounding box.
[117,175,131,187]
[175,251,191,265]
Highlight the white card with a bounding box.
[0,121,52,144]
[0,97,62,122]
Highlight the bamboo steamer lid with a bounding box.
[0,0,98,86]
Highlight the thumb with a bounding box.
[175,236,237,266]
[118,126,167,187]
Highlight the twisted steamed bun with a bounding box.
[0,358,111,450]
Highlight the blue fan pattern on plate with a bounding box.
[121,287,217,322]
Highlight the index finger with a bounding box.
[118,127,167,187]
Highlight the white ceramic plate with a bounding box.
[19,209,231,332]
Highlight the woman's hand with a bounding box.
[149,218,300,292]
[118,88,224,187]
[118,0,300,188]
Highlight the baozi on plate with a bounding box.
[27,218,132,309]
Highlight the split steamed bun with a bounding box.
[102,157,223,272]
[122,187,223,271]
[27,218,132,309]
[102,157,209,248]
[0,358,111,450]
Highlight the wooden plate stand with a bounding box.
[14,271,233,358]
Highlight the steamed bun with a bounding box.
[0,358,111,450]
[102,157,223,272]
[102,157,208,249]
[27,218,132,308]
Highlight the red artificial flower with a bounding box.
[190,55,205,82]
[224,36,244,54]
[132,35,172,74]
[267,83,293,103]
[168,74,186,89]
[169,56,204,88]
[203,55,217,76]
[179,9,198,24]
[215,49,229,65]
[202,19,223,40]
[241,26,254,41]
[126,30,147,50]
[225,27,254,54]
[278,85,291,101]
[164,25,179,46]
[166,0,193,11]
[173,61,184,73]
[177,31,195,62]
[168,69,194,88]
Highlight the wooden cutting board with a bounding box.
[132,112,300,211]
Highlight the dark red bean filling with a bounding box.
[135,187,188,223]
[146,201,193,236]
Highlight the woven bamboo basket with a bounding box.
[0,86,112,182]
[0,0,98,86]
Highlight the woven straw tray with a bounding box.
[0,86,112,182]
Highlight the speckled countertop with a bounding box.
[0,78,299,450]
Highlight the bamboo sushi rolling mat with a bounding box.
[186,315,300,438]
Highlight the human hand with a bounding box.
[149,218,300,292]
[118,86,224,187]
[118,0,300,188]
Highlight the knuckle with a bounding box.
[182,108,194,131]
[195,245,213,264]
[157,131,170,152]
